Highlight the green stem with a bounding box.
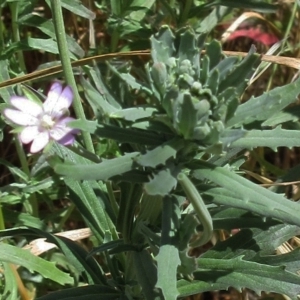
[267,1,297,91]
[0,204,5,230]
[0,6,4,49]
[14,135,30,176]
[177,172,213,247]
[179,0,193,26]
[110,26,120,53]
[14,136,39,217]
[106,181,119,219]
[9,2,26,72]
[50,0,94,153]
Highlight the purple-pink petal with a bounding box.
[30,131,50,153]
[20,126,40,144]
[4,109,38,126]
[10,96,43,117]
[58,133,76,145]
[43,83,73,117]
[43,82,63,114]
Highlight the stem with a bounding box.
[179,0,193,26]
[0,6,4,49]
[0,204,5,230]
[177,172,213,247]
[9,2,26,72]
[14,136,39,217]
[50,0,94,153]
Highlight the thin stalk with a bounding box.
[267,0,298,90]
[0,6,4,49]
[177,172,213,247]
[50,0,94,153]
[179,0,193,26]
[0,204,5,231]
[14,136,38,217]
[9,2,26,72]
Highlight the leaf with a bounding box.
[230,127,300,150]
[128,0,156,22]
[131,250,162,300]
[36,285,121,300]
[202,224,300,260]
[81,77,118,116]
[0,227,106,285]
[210,207,280,231]
[110,107,158,121]
[227,77,300,127]
[45,0,95,19]
[144,165,180,196]
[151,26,175,64]
[135,138,185,168]
[49,144,116,242]
[156,245,180,299]
[69,120,167,146]
[19,15,84,58]
[192,160,300,227]
[218,48,260,94]
[54,152,139,181]
[2,263,18,300]
[252,248,300,275]
[0,243,73,285]
[262,105,300,127]
[191,257,300,299]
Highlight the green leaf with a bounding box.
[36,285,121,300]
[156,245,180,299]
[0,227,106,286]
[227,77,300,127]
[2,262,18,300]
[110,107,158,121]
[0,243,73,285]
[192,160,300,227]
[46,0,95,19]
[69,120,167,146]
[202,224,300,260]
[49,144,115,242]
[151,26,175,64]
[253,248,300,275]
[218,47,260,94]
[193,257,300,299]
[144,165,180,196]
[229,127,300,150]
[81,77,118,116]
[131,250,162,300]
[262,105,300,127]
[135,138,185,168]
[128,0,156,22]
[54,152,139,181]
[19,15,84,58]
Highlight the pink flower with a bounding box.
[4,82,78,153]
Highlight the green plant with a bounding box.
[2,1,300,300]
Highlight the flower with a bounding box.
[4,82,78,153]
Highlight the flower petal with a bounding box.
[20,126,40,144]
[43,82,63,114]
[49,117,78,141]
[58,133,76,145]
[43,83,73,117]
[30,131,50,153]
[4,109,38,126]
[10,96,43,117]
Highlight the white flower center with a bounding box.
[40,114,55,129]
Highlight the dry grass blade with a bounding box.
[0,49,299,90]
[22,228,92,258]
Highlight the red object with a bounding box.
[228,27,279,45]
